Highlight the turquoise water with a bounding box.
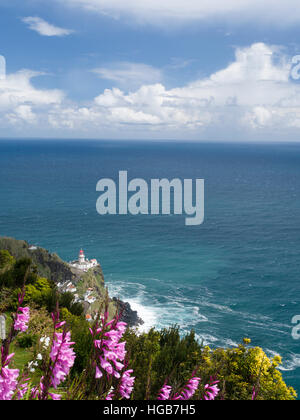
[0,139,299,394]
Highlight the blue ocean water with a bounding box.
[0,139,299,395]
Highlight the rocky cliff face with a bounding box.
[0,237,75,284]
[0,237,142,327]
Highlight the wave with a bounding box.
[106,278,209,333]
[106,277,299,380]
[278,354,300,372]
[264,349,300,372]
[123,298,158,333]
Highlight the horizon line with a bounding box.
[0,137,300,145]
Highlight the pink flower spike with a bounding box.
[95,366,103,379]
[104,319,115,328]
[119,370,135,399]
[49,392,62,400]
[49,332,76,389]
[204,381,220,401]
[173,377,201,401]
[0,367,20,400]
[158,384,172,400]
[18,291,25,306]
[14,307,30,332]
[55,321,66,329]
[4,353,15,366]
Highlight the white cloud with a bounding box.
[4,43,300,140]
[22,17,74,36]
[93,62,163,89]
[0,70,64,108]
[0,70,64,127]
[88,44,297,130]
[60,0,300,26]
[47,43,300,138]
[6,105,37,125]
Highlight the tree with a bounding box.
[0,250,15,272]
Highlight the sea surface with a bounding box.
[0,139,299,395]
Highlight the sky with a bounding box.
[1,1,300,140]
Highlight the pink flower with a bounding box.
[173,377,201,400]
[16,379,30,400]
[14,307,30,332]
[252,384,259,400]
[49,331,76,388]
[49,392,62,400]
[204,380,220,400]
[30,378,61,401]
[158,384,172,400]
[1,351,15,368]
[95,366,103,379]
[93,317,135,399]
[0,367,20,400]
[119,370,135,399]
[94,319,127,380]
[105,387,115,400]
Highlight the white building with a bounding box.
[86,296,96,305]
[69,249,99,272]
[66,283,77,293]
[29,246,38,251]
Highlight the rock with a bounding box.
[112,297,144,328]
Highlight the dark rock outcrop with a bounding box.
[113,297,144,328]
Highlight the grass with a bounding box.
[10,342,33,370]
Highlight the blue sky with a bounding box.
[1,0,300,140]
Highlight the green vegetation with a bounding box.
[76,268,116,316]
[0,237,119,319]
[121,327,296,400]
[0,237,76,283]
[0,249,84,317]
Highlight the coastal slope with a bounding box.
[0,236,143,327]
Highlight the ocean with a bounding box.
[0,139,299,394]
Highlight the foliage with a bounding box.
[198,343,297,400]
[67,314,94,374]
[123,326,204,399]
[25,307,53,340]
[0,288,14,312]
[16,334,36,349]
[0,254,38,289]
[123,327,297,400]
[0,251,84,317]
[0,250,15,272]
[58,292,84,317]
[12,278,52,310]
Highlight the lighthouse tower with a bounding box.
[79,249,85,264]
[69,249,98,271]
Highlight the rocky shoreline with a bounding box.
[112,298,144,327]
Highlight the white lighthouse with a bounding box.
[79,249,85,264]
[69,249,99,271]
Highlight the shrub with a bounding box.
[17,334,36,349]
[0,250,15,272]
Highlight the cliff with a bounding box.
[0,237,143,327]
